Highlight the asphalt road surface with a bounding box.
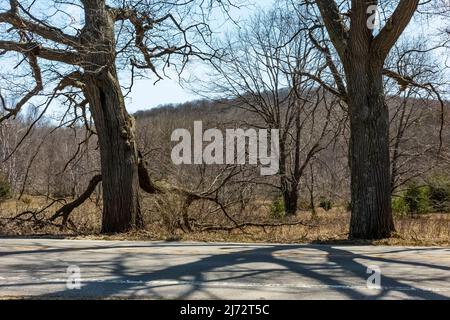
[0,239,449,300]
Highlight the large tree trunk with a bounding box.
[85,73,141,233]
[346,59,395,239]
[81,0,141,233]
[282,110,303,217]
[315,0,419,239]
[279,139,298,216]
[283,186,299,216]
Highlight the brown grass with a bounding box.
[1,196,450,246]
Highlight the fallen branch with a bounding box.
[49,174,102,228]
[195,220,317,232]
[2,199,78,232]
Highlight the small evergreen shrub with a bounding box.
[392,196,409,217]
[319,198,333,211]
[270,197,285,219]
[427,175,450,213]
[404,183,430,214]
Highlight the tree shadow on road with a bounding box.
[5,244,442,300]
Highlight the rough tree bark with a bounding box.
[279,139,295,215]
[315,0,419,239]
[346,55,394,238]
[279,137,300,216]
[281,113,302,216]
[81,0,141,233]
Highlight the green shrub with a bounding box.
[404,183,430,214]
[270,197,285,219]
[392,196,409,217]
[427,175,450,213]
[0,173,12,201]
[319,198,333,211]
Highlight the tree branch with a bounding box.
[0,52,42,123]
[49,175,102,228]
[0,7,79,48]
[372,0,420,59]
[0,40,79,64]
[315,0,348,59]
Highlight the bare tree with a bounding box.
[307,0,423,239]
[386,39,448,193]
[203,5,343,215]
[0,0,238,233]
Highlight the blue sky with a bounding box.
[0,0,273,114]
[125,0,275,112]
[1,0,444,115]
[125,0,445,113]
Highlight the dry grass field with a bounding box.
[1,195,450,246]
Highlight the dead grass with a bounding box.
[1,196,450,246]
[0,196,101,235]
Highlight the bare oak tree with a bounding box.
[0,0,236,233]
[313,0,421,239]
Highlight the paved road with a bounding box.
[0,239,449,299]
